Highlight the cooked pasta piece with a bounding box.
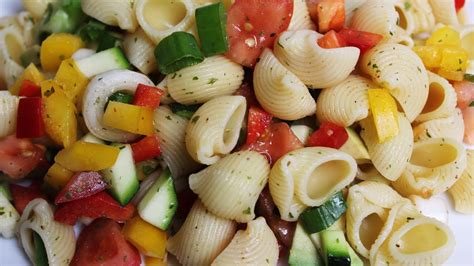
[415,71,457,122]
[153,106,201,181]
[185,96,246,165]
[0,26,25,89]
[0,92,19,138]
[189,150,270,223]
[16,12,35,47]
[81,0,138,32]
[360,43,429,122]
[82,70,154,142]
[0,192,20,238]
[273,30,359,89]
[167,200,237,266]
[166,56,244,105]
[429,0,459,26]
[212,217,279,266]
[269,147,357,221]
[288,0,316,30]
[449,149,473,214]
[253,48,316,120]
[356,162,391,184]
[18,199,76,266]
[344,0,367,25]
[21,0,54,19]
[135,0,195,44]
[360,112,413,181]
[123,29,157,74]
[413,108,465,142]
[316,75,373,127]
[459,24,474,59]
[393,138,467,198]
[393,0,435,35]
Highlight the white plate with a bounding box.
[1,0,473,265]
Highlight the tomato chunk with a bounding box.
[307,0,345,33]
[10,183,47,214]
[453,80,474,109]
[307,122,348,149]
[132,84,163,109]
[337,28,383,53]
[317,30,347,48]
[18,80,42,97]
[226,0,293,67]
[71,218,141,266]
[0,135,45,180]
[246,106,273,145]
[54,171,107,204]
[54,191,135,225]
[131,135,162,163]
[16,97,45,139]
[455,0,466,12]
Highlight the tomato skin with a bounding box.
[0,135,46,180]
[455,0,466,11]
[132,84,163,109]
[317,30,347,48]
[16,97,45,139]
[452,80,474,109]
[10,183,47,214]
[226,0,293,67]
[307,122,348,149]
[246,106,273,145]
[54,171,107,204]
[337,28,384,53]
[71,218,141,266]
[54,191,135,225]
[462,107,474,145]
[131,135,162,163]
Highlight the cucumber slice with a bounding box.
[289,223,323,266]
[0,181,12,201]
[321,230,351,266]
[34,232,48,266]
[138,169,177,230]
[101,144,139,205]
[75,47,130,78]
[299,191,346,234]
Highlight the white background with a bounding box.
[0,0,473,265]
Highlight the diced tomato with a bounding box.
[71,218,141,266]
[131,135,161,163]
[54,192,135,225]
[234,81,259,107]
[10,183,47,214]
[453,80,474,109]
[18,80,41,97]
[462,107,474,145]
[337,28,383,53]
[16,97,45,139]
[246,106,273,145]
[245,122,303,164]
[455,0,466,12]
[317,30,347,48]
[307,0,345,33]
[307,122,348,149]
[132,84,163,109]
[55,172,107,204]
[226,0,293,67]
[0,135,45,180]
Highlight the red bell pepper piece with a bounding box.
[246,106,273,145]
[307,122,348,149]
[132,83,163,109]
[130,135,162,163]
[318,30,347,48]
[18,80,42,97]
[16,97,45,138]
[55,171,107,204]
[455,0,466,12]
[337,28,383,53]
[10,183,47,214]
[54,191,135,225]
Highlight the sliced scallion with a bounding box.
[195,2,228,56]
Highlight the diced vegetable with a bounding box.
[318,30,346,49]
[413,46,442,68]
[136,159,160,181]
[39,0,84,35]
[101,144,139,205]
[169,103,200,119]
[337,28,383,53]
[40,33,85,72]
[138,169,178,230]
[8,63,45,95]
[75,47,130,78]
[455,0,466,11]
[41,80,78,147]
[0,181,12,201]
[132,84,164,109]
[16,97,45,139]
[307,122,348,149]
[452,80,474,109]
[320,230,351,266]
[308,0,345,33]
[246,106,273,145]
[54,141,120,171]
[289,223,323,266]
[54,58,89,104]
[20,45,41,68]
[299,191,346,234]
[10,183,47,214]
[107,91,134,107]
[44,163,74,192]
[464,74,474,82]
[195,2,229,56]
[78,19,107,43]
[131,135,162,163]
[290,125,314,145]
[122,216,168,258]
[367,89,399,143]
[144,256,166,266]
[462,107,474,144]
[54,192,135,225]
[18,80,41,97]
[81,133,105,144]
[102,101,155,136]
[426,26,461,47]
[438,47,468,81]
[0,191,20,238]
[97,32,122,52]
[33,232,48,266]
[154,32,204,74]
[339,128,370,160]
[55,171,107,204]
[0,136,46,180]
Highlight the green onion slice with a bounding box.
[196,2,228,57]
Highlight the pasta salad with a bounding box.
[0,0,473,265]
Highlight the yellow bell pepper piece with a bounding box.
[40,33,84,72]
[8,63,45,95]
[145,256,167,266]
[41,80,77,147]
[437,47,468,81]
[426,26,461,47]
[367,89,399,143]
[413,46,442,69]
[55,141,120,171]
[102,101,154,136]
[54,59,89,104]
[44,163,74,191]
[122,216,167,258]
